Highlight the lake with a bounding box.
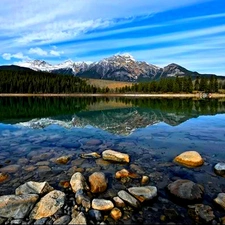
[1,97,225,224]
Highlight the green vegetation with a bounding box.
[118,76,220,93]
[0,69,109,93]
[0,68,222,94]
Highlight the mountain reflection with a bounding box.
[0,97,225,135]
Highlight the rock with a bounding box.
[167,179,204,201]
[102,150,130,163]
[174,151,204,167]
[0,194,38,219]
[80,152,101,159]
[75,189,85,205]
[128,186,157,202]
[115,169,140,179]
[110,207,122,220]
[10,219,22,224]
[214,193,225,210]
[69,212,87,225]
[34,218,48,225]
[59,181,70,189]
[96,158,112,166]
[130,164,145,174]
[0,217,7,224]
[82,197,91,212]
[141,175,149,185]
[89,209,102,222]
[15,181,54,195]
[30,190,65,220]
[53,215,71,224]
[0,164,20,173]
[0,172,9,182]
[37,165,51,172]
[56,156,71,165]
[92,199,114,211]
[188,204,215,223]
[70,172,89,193]
[89,172,107,193]
[214,163,225,177]
[113,196,126,208]
[118,190,140,208]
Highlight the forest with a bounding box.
[0,68,222,93]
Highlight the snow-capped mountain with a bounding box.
[15,54,199,81]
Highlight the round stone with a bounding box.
[174,151,204,167]
[110,207,122,220]
[214,163,225,177]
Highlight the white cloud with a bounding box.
[28,47,48,56]
[2,52,31,61]
[0,0,211,46]
[50,50,64,57]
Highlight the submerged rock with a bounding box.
[115,169,140,179]
[167,179,204,202]
[214,163,225,177]
[0,164,20,173]
[102,150,130,163]
[53,215,71,224]
[188,204,215,223]
[113,196,125,208]
[0,194,39,219]
[118,190,140,208]
[69,212,87,225]
[92,199,114,211]
[70,172,89,193]
[56,155,71,165]
[174,151,204,167]
[110,207,122,220]
[15,181,54,195]
[214,193,225,210]
[128,186,157,202]
[89,172,108,193]
[80,152,101,159]
[88,209,102,222]
[30,190,65,220]
[0,172,9,183]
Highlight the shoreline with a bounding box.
[0,93,225,98]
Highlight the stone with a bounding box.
[118,190,140,208]
[70,172,89,193]
[0,194,39,219]
[15,181,54,195]
[10,219,22,224]
[80,152,101,159]
[102,150,130,163]
[128,186,157,202]
[214,163,225,177]
[56,156,71,165]
[115,169,140,179]
[53,215,71,224]
[113,196,126,208]
[110,207,122,220]
[69,212,87,225]
[214,193,225,210]
[59,181,70,189]
[89,209,102,222]
[167,179,204,201]
[0,164,20,173]
[89,172,107,193]
[37,166,51,172]
[96,158,111,166]
[141,175,149,185]
[0,172,9,182]
[0,217,7,224]
[92,199,114,211]
[174,151,204,167]
[188,204,215,223]
[30,190,65,220]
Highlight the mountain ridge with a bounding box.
[4,54,221,81]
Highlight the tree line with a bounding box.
[0,70,109,93]
[117,76,220,93]
[0,69,222,93]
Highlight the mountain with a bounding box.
[15,54,218,82]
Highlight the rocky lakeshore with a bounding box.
[0,149,225,225]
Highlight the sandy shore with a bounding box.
[0,93,225,98]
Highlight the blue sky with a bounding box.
[0,0,225,75]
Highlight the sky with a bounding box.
[0,0,225,75]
